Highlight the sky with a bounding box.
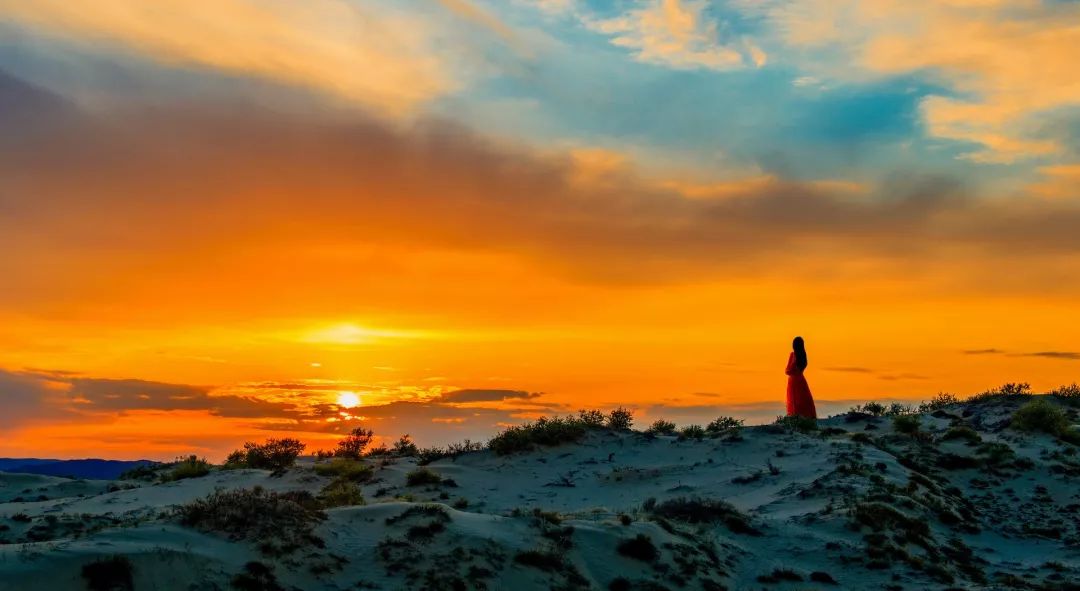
[2,0,1079,460]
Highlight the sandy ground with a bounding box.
[2,395,1079,590]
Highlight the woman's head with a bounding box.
[792,336,808,370]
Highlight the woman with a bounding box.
[785,336,817,419]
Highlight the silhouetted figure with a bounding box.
[786,336,817,419]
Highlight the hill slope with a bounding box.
[2,395,1078,590]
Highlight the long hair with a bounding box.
[792,336,808,371]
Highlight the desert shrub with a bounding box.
[230,561,285,591]
[335,427,375,459]
[416,446,449,465]
[647,497,760,535]
[364,445,391,458]
[849,401,887,417]
[678,425,706,440]
[606,407,634,431]
[163,455,212,482]
[918,392,961,413]
[317,478,365,508]
[313,458,373,482]
[975,442,1016,466]
[940,426,981,444]
[578,409,606,428]
[849,502,929,539]
[1012,399,1070,436]
[969,382,1032,403]
[175,486,325,543]
[488,416,587,455]
[392,435,419,457]
[1050,383,1080,399]
[118,463,163,481]
[406,467,443,486]
[445,439,484,458]
[645,420,677,435]
[774,415,818,433]
[229,438,306,471]
[514,550,562,571]
[892,414,921,435]
[81,555,134,591]
[616,534,658,562]
[706,416,743,434]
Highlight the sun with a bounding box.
[336,391,361,408]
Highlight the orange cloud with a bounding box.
[0,0,456,115]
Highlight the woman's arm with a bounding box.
[785,352,795,375]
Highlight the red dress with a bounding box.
[785,352,817,418]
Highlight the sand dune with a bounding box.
[2,395,1079,590]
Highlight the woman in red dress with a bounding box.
[786,336,817,419]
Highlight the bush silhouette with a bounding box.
[892,414,921,435]
[405,467,443,486]
[313,458,373,482]
[706,416,743,434]
[226,438,305,471]
[488,416,587,455]
[678,425,706,440]
[335,427,375,459]
[392,435,419,457]
[1012,399,1071,436]
[645,420,676,435]
[578,409,606,428]
[163,455,211,482]
[616,534,657,562]
[81,555,134,591]
[175,486,325,545]
[606,407,634,430]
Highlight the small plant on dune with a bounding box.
[969,382,1032,403]
[849,401,887,417]
[226,438,306,471]
[364,444,391,458]
[578,409,606,428]
[81,555,134,591]
[313,458,373,482]
[1050,383,1080,406]
[606,407,634,431]
[706,416,743,435]
[317,478,365,508]
[940,426,981,444]
[892,414,921,435]
[118,463,163,481]
[616,534,658,562]
[406,467,443,487]
[1011,399,1073,438]
[163,455,212,482]
[175,486,325,545]
[416,447,449,465]
[230,561,285,591]
[774,415,818,433]
[919,392,961,413]
[488,416,588,455]
[646,496,760,535]
[645,420,677,436]
[392,434,419,457]
[336,427,375,460]
[678,425,706,441]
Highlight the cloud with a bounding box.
[1023,352,1080,361]
[741,0,1080,162]
[588,0,761,70]
[0,0,457,116]
[439,389,541,403]
[2,68,1080,311]
[963,348,1005,355]
[824,366,874,373]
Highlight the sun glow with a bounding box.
[336,391,361,408]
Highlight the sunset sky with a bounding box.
[2,0,1079,460]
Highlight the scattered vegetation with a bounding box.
[1011,399,1080,444]
[317,478,365,508]
[225,438,306,471]
[607,407,634,431]
[416,439,485,465]
[968,382,1032,404]
[335,427,375,460]
[1050,383,1080,399]
[918,392,961,413]
[678,425,706,441]
[405,467,444,487]
[488,416,588,455]
[578,409,606,427]
[774,414,818,433]
[940,426,981,444]
[175,486,325,549]
[81,555,134,591]
[313,458,373,482]
[646,496,760,535]
[117,463,163,481]
[706,416,743,434]
[892,414,921,435]
[645,419,677,436]
[848,402,914,417]
[163,455,212,482]
[230,561,285,591]
[616,534,658,562]
[392,435,419,456]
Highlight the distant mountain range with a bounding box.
[0,458,158,480]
